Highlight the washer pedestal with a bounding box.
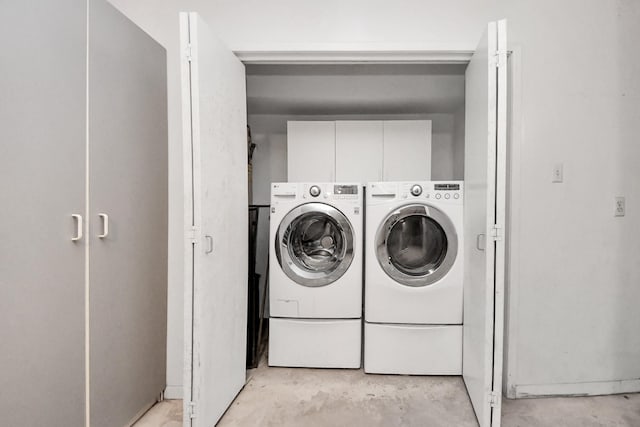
[269,318,361,368]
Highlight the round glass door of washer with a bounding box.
[276,203,354,287]
[376,204,458,287]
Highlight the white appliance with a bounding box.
[269,182,363,368]
[364,181,464,375]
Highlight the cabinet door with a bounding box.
[88,1,168,426]
[336,121,383,182]
[287,121,335,182]
[0,1,87,426]
[383,120,432,181]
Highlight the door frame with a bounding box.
[183,44,517,425]
[237,45,516,370]
[235,49,473,64]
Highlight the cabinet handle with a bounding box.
[71,214,83,242]
[205,235,213,254]
[98,213,109,238]
[476,233,485,251]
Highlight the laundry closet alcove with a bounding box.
[181,11,507,427]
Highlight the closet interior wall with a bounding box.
[246,63,467,317]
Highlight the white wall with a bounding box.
[107,0,640,399]
[106,0,492,398]
[501,0,640,397]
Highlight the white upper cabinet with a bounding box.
[287,120,431,183]
[383,120,432,181]
[287,121,335,182]
[335,120,384,183]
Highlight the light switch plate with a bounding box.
[552,163,563,183]
[615,196,625,217]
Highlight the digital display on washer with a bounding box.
[434,183,460,191]
[334,185,358,195]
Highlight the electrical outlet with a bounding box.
[552,163,563,183]
[615,197,625,217]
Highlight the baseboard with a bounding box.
[163,385,183,400]
[511,378,640,398]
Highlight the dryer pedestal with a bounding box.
[364,322,462,375]
[269,318,361,369]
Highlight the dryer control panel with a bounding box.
[395,181,463,202]
[431,182,462,201]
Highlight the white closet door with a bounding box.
[383,120,432,181]
[180,12,248,427]
[287,121,335,182]
[335,120,383,182]
[462,20,508,427]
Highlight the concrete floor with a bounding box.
[135,363,640,426]
[134,400,181,427]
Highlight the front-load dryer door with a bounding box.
[376,204,457,287]
[276,203,354,287]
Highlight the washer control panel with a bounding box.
[294,183,361,200]
[332,184,359,200]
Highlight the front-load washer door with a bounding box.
[276,202,354,287]
[376,204,457,287]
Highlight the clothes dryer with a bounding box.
[364,181,464,374]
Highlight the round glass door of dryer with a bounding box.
[376,204,457,287]
[276,203,354,287]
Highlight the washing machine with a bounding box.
[364,181,464,375]
[268,182,362,368]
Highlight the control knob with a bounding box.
[309,185,321,197]
[410,184,423,197]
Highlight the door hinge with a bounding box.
[494,50,507,68]
[491,225,503,241]
[186,226,198,244]
[185,44,193,62]
[188,401,197,419]
[488,391,499,407]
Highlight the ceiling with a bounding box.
[246,64,466,116]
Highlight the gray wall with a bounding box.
[501,0,640,396]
